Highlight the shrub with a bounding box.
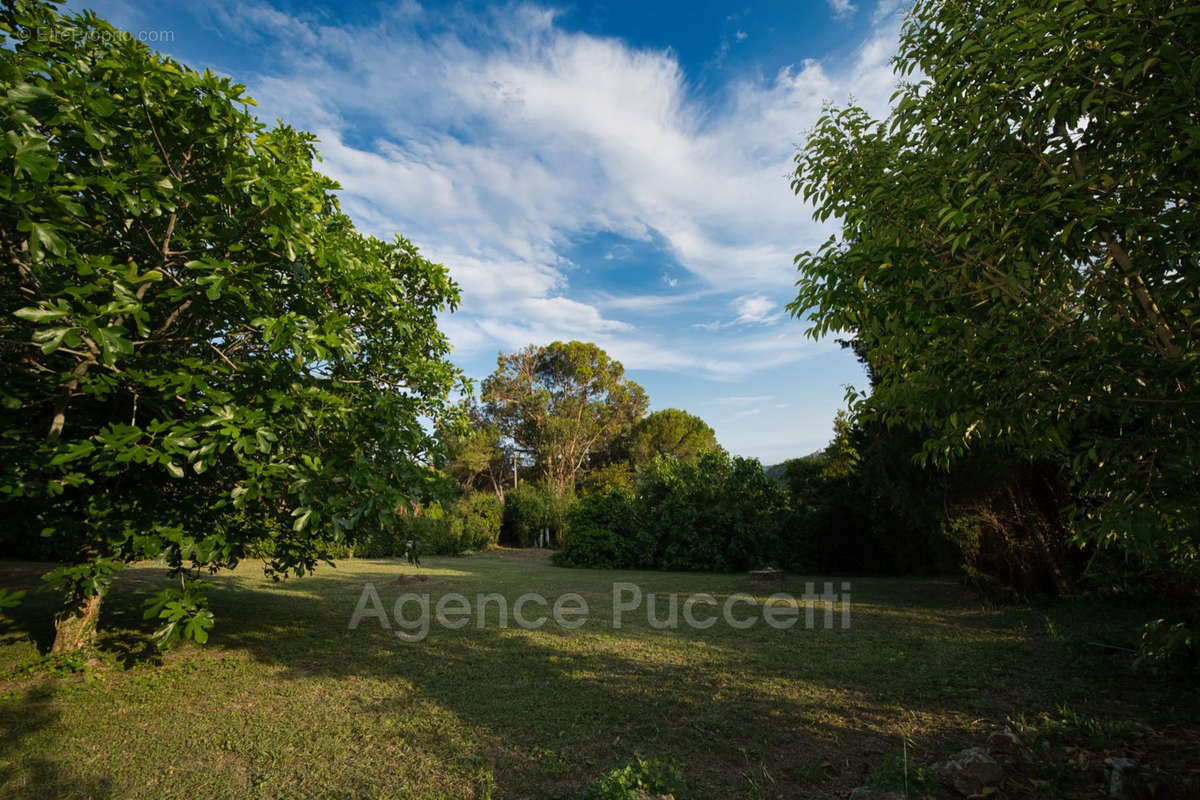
[557,452,801,573]
[356,494,502,558]
[501,483,570,546]
[414,514,458,556]
[633,451,796,572]
[358,505,453,558]
[448,492,502,552]
[554,489,635,568]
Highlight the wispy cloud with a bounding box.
[733,295,779,324]
[172,1,901,372]
[828,0,858,18]
[104,0,904,457]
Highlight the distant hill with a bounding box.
[763,451,824,484]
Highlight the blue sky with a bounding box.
[70,0,907,464]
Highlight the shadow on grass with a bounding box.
[0,684,113,798]
[2,557,1192,798]
[0,562,162,667]
[172,562,1066,795]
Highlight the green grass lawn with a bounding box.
[0,550,1195,799]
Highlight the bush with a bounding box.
[358,505,453,558]
[557,452,801,573]
[633,451,797,572]
[554,489,636,568]
[579,462,634,496]
[780,418,1071,590]
[502,483,570,547]
[355,494,502,558]
[448,492,502,552]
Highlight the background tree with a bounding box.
[481,341,648,495]
[789,0,1199,574]
[627,408,719,468]
[438,402,511,499]
[0,2,462,650]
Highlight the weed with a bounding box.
[583,754,685,800]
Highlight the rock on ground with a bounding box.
[932,746,1004,796]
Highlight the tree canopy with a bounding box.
[437,402,510,499]
[627,408,719,468]
[0,2,462,649]
[481,341,648,495]
[789,0,1199,566]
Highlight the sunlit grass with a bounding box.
[0,551,1192,799]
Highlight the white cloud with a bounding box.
[594,289,716,313]
[733,295,778,324]
[692,294,783,330]
[123,0,900,449]
[828,0,858,18]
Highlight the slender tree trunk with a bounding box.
[51,593,101,653]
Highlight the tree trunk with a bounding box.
[51,593,101,653]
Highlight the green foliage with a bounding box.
[0,587,25,610]
[358,494,501,558]
[583,755,685,800]
[773,403,1074,590]
[501,483,570,547]
[448,492,503,552]
[143,580,215,649]
[1010,705,1137,754]
[578,461,634,496]
[482,341,648,496]
[627,408,719,467]
[789,0,1199,577]
[554,489,636,569]
[0,2,462,646]
[358,508,443,558]
[633,451,795,572]
[558,451,800,572]
[1136,619,1197,674]
[42,557,123,602]
[438,404,510,497]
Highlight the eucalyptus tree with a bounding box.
[481,341,648,495]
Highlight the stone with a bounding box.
[933,747,1004,796]
[1105,757,1140,800]
[985,728,1020,758]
